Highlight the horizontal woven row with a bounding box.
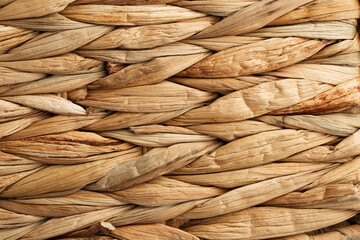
[1,0,360,239]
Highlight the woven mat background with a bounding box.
[0,0,360,239]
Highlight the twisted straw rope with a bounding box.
[0,0,360,239]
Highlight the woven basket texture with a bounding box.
[0,0,360,239]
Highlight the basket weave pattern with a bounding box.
[0,0,360,239]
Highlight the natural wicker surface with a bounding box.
[1,0,360,239]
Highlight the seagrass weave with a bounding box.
[1,0,360,239]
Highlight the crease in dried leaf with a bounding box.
[167,79,331,125]
[177,38,328,78]
[81,16,218,50]
[62,4,206,26]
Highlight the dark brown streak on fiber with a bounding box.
[272,86,359,115]
[0,109,40,122]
